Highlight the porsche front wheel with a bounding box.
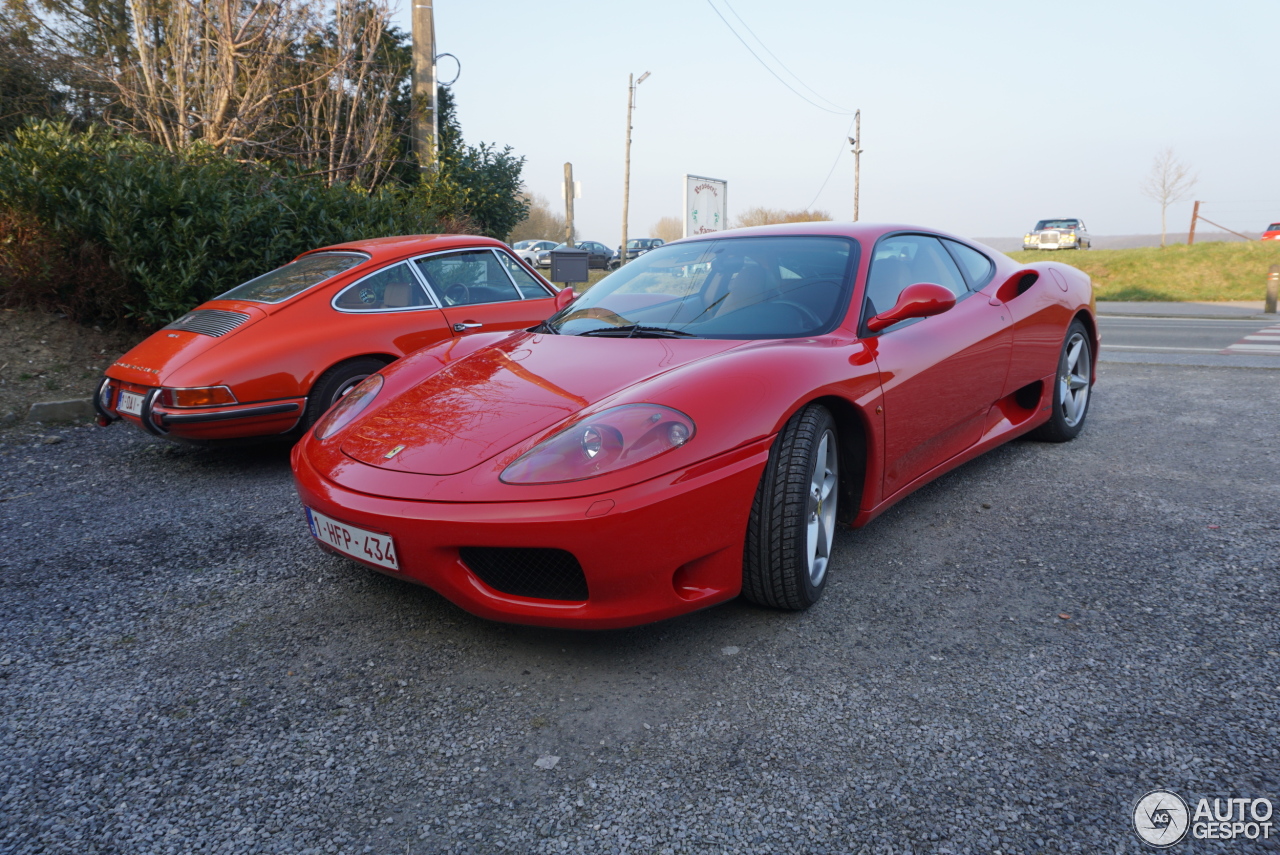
[1030,319,1092,442]
[303,357,388,431]
[743,404,839,610]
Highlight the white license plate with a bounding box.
[306,507,399,571]
[118,390,144,416]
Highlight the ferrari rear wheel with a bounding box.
[1030,319,1092,442]
[303,357,388,431]
[743,404,839,610]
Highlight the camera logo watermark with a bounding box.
[1133,790,1190,847]
[1132,790,1275,846]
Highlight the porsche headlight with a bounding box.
[313,374,383,440]
[501,404,696,485]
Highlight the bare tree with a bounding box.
[1140,148,1197,248]
[508,192,567,243]
[650,215,681,243]
[734,206,832,228]
[10,0,407,186]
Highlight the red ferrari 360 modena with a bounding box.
[292,222,1097,629]
[95,235,562,442]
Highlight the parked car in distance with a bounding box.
[1023,218,1090,250]
[513,239,557,265]
[534,241,616,270]
[293,221,1097,629]
[96,235,562,443]
[1262,222,1280,241]
[614,238,665,267]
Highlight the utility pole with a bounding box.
[1188,200,1200,245]
[411,2,438,168]
[849,110,862,222]
[620,71,650,268]
[564,163,575,247]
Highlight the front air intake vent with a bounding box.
[163,309,251,337]
[460,547,588,601]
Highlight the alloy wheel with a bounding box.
[805,429,839,587]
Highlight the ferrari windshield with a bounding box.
[217,251,368,303]
[1035,219,1079,230]
[547,235,857,339]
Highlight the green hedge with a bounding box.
[0,121,449,327]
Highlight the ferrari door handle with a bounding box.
[453,322,483,332]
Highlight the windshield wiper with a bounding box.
[577,324,698,339]
[530,320,560,334]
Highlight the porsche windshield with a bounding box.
[547,236,857,339]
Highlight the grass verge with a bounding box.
[1006,241,1280,302]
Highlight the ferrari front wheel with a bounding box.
[1030,319,1092,442]
[742,404,839,610]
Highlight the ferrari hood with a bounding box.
[105,301,268,386]
[341,334,744,476]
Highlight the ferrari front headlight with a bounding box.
[501,404,696,485]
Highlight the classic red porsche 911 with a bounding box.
[292,222,1097,629]
[95,235,563,441]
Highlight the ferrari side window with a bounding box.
[866,235,965,318]
[942,240,995,291]
[333,262,431,312]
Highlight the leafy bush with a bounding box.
[0,121,447,327]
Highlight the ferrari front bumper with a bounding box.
[291,437,774,629]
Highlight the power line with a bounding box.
[806,115,858,212]
[720,0,854,115]
[703,0,855,116]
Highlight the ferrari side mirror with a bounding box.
[866,282,956,332]
[554,286,575,312]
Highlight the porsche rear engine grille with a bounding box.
[163,309,251,337]
[459,547,588,601]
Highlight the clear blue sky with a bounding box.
[395,0,1279,243]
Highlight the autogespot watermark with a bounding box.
[1132,790,1274,847]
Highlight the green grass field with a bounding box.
[1007,241,1280,302]
[549,241,1280,303]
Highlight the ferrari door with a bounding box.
[866,235,1012,498]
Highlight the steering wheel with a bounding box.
[443,283,470,306]
[775,300,824,329]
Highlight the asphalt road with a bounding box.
[1,361,1278,854]
[1099,316,1280,369]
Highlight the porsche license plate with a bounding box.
[306,508,398,571]
[118,390,144,417]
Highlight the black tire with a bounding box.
[1029,319,1092,443]
[302,357,387,430]
[742,404,839,610]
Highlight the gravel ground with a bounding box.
[1,361,1278,854]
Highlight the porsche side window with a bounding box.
[942,240,995,291]
[416,251,522,306]
[495,251,554,299]
[333,262,431,312]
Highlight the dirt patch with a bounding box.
[0,308,142,426]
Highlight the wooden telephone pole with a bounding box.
[1188,200,1200,245]
[849,110,862,222]
[620,71,650,268]
[564,163,575,247]
[411,2,438,167]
